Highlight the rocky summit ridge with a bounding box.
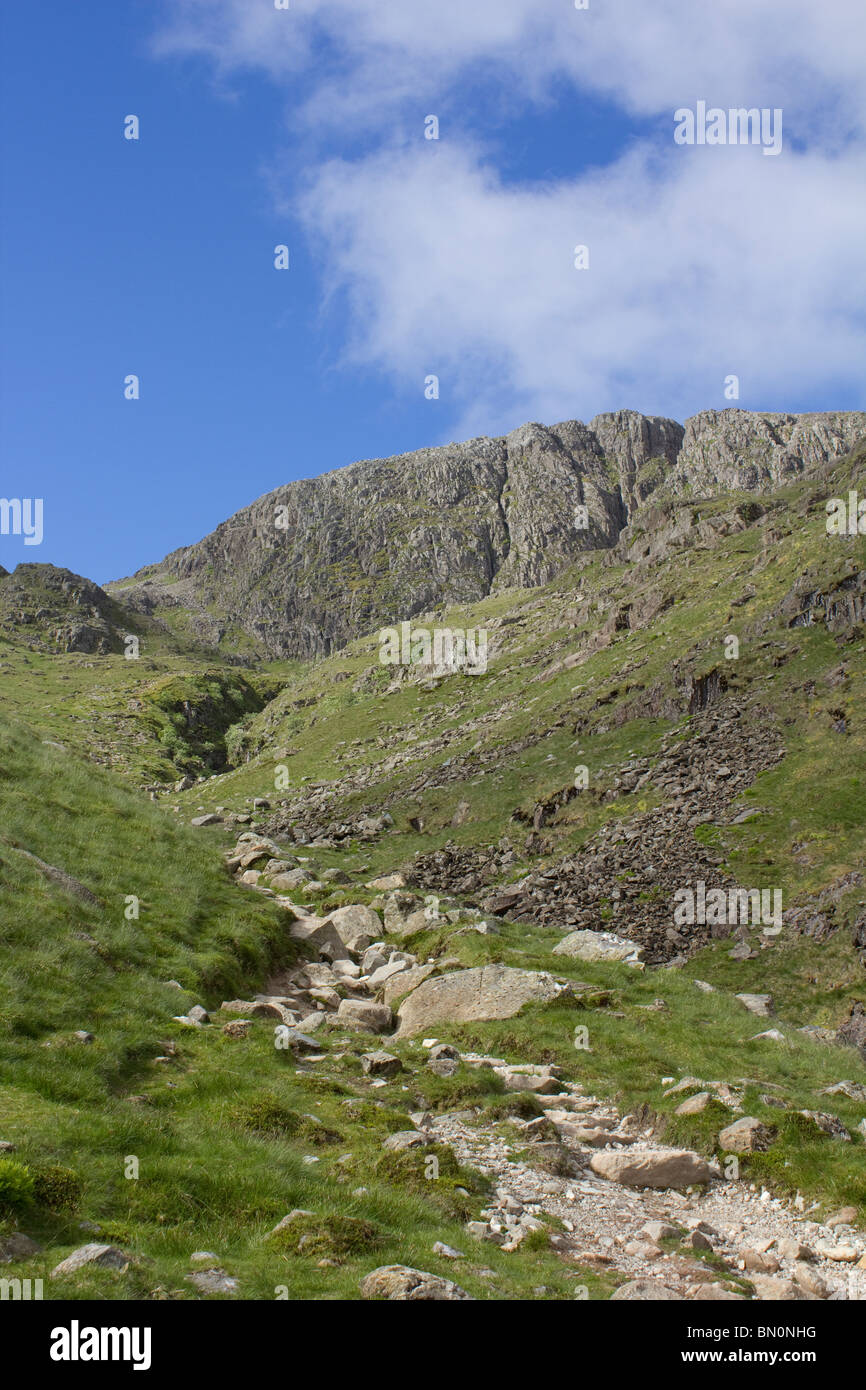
[108,409,865,661]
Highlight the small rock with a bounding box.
[610,1280,685,1300]
[0,1233,42,1263]
[361,1051,402,1078]
[51,1244,132,1278]
[735,993,774,1017]
[360,1264,472,1300]
[718,1117,776,1153]
[186,1268,239,1295]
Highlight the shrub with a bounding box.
[32,1163,83,1211]
[0,1159,35,1212]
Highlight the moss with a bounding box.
[0,1159,35,1213]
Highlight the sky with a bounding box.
[1,0,864,583]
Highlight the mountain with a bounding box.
[108,409,866,660]
[1,409,865,1303]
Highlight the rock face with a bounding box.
[589,1147,715,1189]
[395,964,561,1036]
[0,564,129,654]
[109,410,865,659]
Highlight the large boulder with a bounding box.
[395,965,561,1036]
[589,1147,715,1189]
[324,904,384,948]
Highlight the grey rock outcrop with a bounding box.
[109,410,865,660]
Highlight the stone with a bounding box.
[688,1283,745,1301]
[610,1280,685,1300]
[792,1263,829,1298]
[826,1206,858,1228]
[360,1264,472,1300]
[186,1268,239,1295]
[365,874,407,892]
[187,1004,209,1024]
[396,964,561,1036]
[718,1117,777,1153]
[797,1110,850,1140]
[821,1081,866,1102]
[51,1244,132,1277]
[675,1091,715,1115]
[777,1239,813,1263]
[289,918,351,962]
[367,960,412,990]
[0,1232,41,1262]
[735,992,773,1016]
[814,1243,858,1262]
[552,929,644,965]
[682,1230,713,1252]
[748,1274,817,1301]
[432,1242,465,1259]
[191,814,222,827]
[269,1210,315,1237]
[382,963,436,1008]
[641,1221,681,1243]
[336,999,394,1033]
[221,1019,252,1038]
[325,904,384,945]
[382,1131,428,1152]
[589,1147,714,1189]
[361,1050,402,1078]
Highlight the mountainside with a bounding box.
[1,410,866,1304]
[109,409,866,661]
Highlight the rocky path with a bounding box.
[424,1063,866,1300]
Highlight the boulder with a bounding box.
[185,1268,239,1295]
[552,929,644,965]
[589,1147,714,1189]
[382,963,436,1008]
[396,965,560,1037]
[610,1280,685,1300]
[289,918,350,962]
[360,1264,472,1300]
[361,1051,402,1078]
[325,904,384,946]
[51,1244,132,1278]
[0,1232,41,1263]
[718,1117,777,1153]
[336,999,394,1033]
[735,993,774,1016]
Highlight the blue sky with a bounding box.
[1,0,864,583]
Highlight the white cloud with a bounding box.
[156,0,866,135]
[153,1,866,427]
[300,139,866,433]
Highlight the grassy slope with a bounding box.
[1,448,864,1298]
